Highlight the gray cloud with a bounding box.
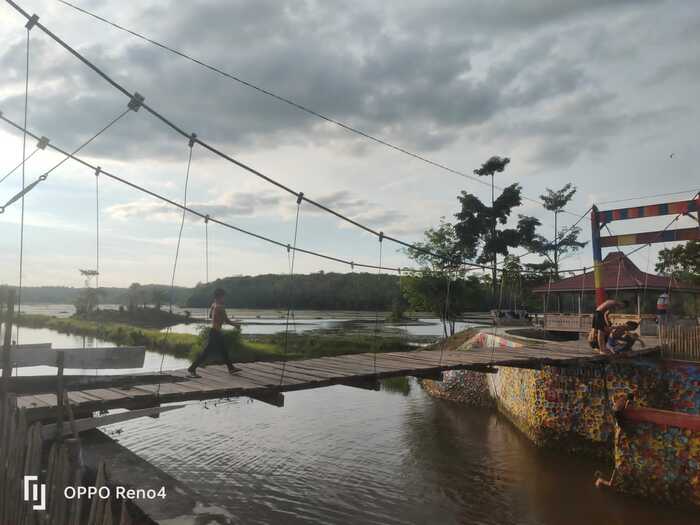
[0,0,693,171]
[107,191,281,221]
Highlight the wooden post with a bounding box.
[2,289,15,400]
[56,350,65,440]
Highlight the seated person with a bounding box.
[605,321,645,354]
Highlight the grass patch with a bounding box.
[6,313,414,364]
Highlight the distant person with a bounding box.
[592,299,629,354]
[656,292,670,325]
[606,321,645,354]
[188,288,241,377]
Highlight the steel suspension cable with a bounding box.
[3,1,583,274]
[16,24,31,343]
[280,194,303,386]
[0,147,39,185]
[0,107,131,215]
[53,0,586,218]
[0,112,408,274]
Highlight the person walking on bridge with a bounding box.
[188,288,241,377]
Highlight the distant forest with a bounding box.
[187,272,402,310]
[7,273,402,311]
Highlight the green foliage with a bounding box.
[525,183,587,276]
[401,272,485,336]
[187,272,402,310]
[455,183,538,264]
[655,241,700,285]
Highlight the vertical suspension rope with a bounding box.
[95,167,101,291]
[439,269,452,366]
[16,26,32,343]
[373,232,384,374]
[169,134,196,312]
[204,215,210,283]
[280,193,303,386]
[158,133,196,395]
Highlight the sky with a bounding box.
[0,0,698,289]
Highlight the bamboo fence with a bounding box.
[659,324,700,362]
[0,395,135,524]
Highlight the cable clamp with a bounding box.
[128,92,145,112]
[350,261,354,271]
[188,133,197,148]
[296,192,304,205]
[204,214,210,224]
[379,231,384,243]
[25,14,39,30]
[286,244,291,253]
[36,136,49,150]
[95,166,102,177]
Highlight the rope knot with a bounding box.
[36,136,49,150]
[94,166,102,177]
[204,214,210,224]
[38,174,47,181]
[25,14,39,30]
[379,231,384,243]
[296,192,304,205]
[188,133,197,148]
[128,92,145,111]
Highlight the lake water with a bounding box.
[18,304,485,339]
[105,381,697,525]
[8,326,697,524]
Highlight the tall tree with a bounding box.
[455,182,539,298]
[403,219,483,336]
[535,183,586,277]
[473,156,511,291]
[655,241,700,285]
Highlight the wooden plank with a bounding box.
[620,407,700,431]
[16,395,51,409]
[244,362,332,384]
[41,405,185,440]
[259,361,348,380]
[247,392,284,407]
[339,377,381,391]
[13,343,52,350]
[5,346,145,369]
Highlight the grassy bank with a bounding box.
[6,313,414,363]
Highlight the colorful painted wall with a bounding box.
[423,330,700,505]
[614,420,700,507]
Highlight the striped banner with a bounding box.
[597,199,698,224]
[599,227,700,247]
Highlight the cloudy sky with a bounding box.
[0,0,698,289]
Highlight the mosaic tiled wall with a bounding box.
[614,421,700,507]
[427,332,700,456]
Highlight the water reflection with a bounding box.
[105,379,697,525]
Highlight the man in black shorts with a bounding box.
[591,299,628,354]
[188,288,241,377]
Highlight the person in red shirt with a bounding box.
[188,288,241,377]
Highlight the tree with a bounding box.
[403,219,485,336]
[472,156,510,292]
[531,184,587,277]
[655,241,700,285]
[151,288,168,310]
[455,183,539,298]
[128,283,143,313]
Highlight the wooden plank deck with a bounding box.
[16,345,659,420]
